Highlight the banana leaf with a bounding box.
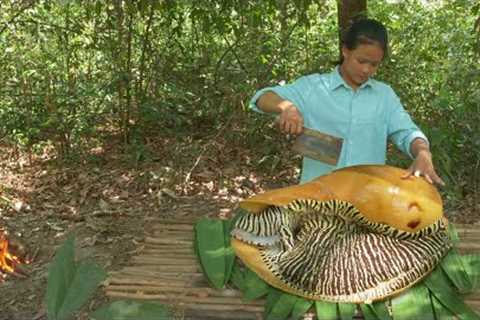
[230,261,246,291]
[338,303,357,320]
[91,300,171,320]
[424,266,480,320]
[264,288,298,320]
[242,268,270,301]
[291,298,314,320]
[391,283,434,320]
[360,302,392,320]
[222,219,236,284]
[430,291,456,320]
[441,247,474,293]
[195,218,232,289]
[463,254,480,290]
[315,300,338,320]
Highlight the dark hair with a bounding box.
[341,18,388,59]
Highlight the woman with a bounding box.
[249,18,444,186]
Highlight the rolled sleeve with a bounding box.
[401,131,429,158]
[249,77,309,114]
[249,87,278,113]
[386,88,429,158]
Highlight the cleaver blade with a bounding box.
[292,128,343,166]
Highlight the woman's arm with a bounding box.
[403,138,445,186]
[257,91,304,135]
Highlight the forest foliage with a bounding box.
[0,0,479,203]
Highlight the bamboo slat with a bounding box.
[105,220,480,319]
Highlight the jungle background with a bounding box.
[0,0,479,319]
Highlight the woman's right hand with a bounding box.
[277,101,304,135]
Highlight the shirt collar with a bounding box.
[329,66,374,91]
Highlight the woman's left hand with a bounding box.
[402,150,445,186]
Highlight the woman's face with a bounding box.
[340,43,384,89]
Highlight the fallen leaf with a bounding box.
[99,199,109,211]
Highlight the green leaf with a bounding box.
[243,269,270,301]
[222,219,236,284]
[360,301,393,320]
[448,224,460,244]
[264,288,298,320]
[391,283,434,320]
[46,235,107,320]
[338,303,357,320]
[370,301,392,320]
[91,300,172,320]
[315,300,338,320]
[230,262,246,291]
[441,248,473,293]
[195,218,228,288]
[463,254,480,290]
[56,261,107,320]
[424,266,480,320]
[291,298,314,320]
[430,291,456,320]
[360,304,378,320]
[46,235,76,320]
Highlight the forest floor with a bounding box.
[0,123,478,320]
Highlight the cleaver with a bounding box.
[291,127,343,165]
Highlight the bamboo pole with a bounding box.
[105,285,246,298]
[132,255,198,264]
[107,272,207,284]
[119,265,201,273]
[107,277,192,287]
[106,276,210,287]
[137,249,195,256]
[144,237,193,246]
[142,247,194,254]
[147,221,195,229]
[182,309,261,320]
[109,269,205,278]
[106,291,265,310]
[105,290,263,306]
[457,243,480,253]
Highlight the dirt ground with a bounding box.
[0,130,478,320]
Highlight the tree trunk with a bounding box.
[337,0,367,55]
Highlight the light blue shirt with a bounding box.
[250,67,428,183]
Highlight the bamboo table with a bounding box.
[104,217,480,319]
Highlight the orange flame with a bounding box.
[0,233,24,276]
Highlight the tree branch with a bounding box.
[0,1,36,35]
